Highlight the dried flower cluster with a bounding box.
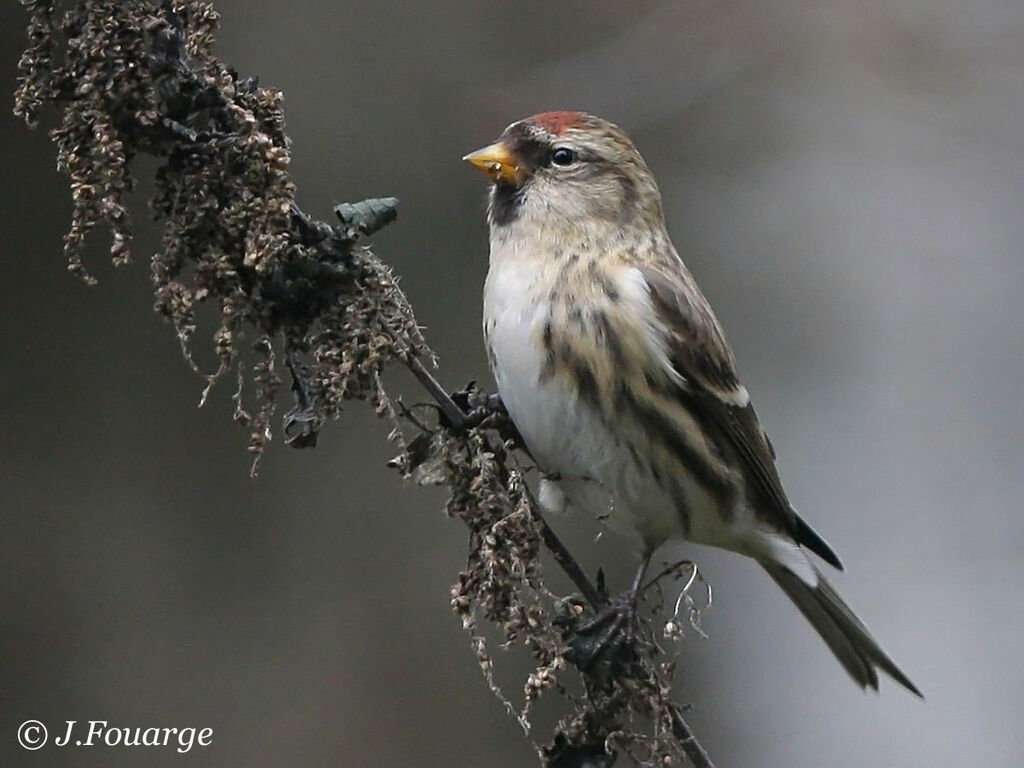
[14,0,428,463]
[14,1,714,765]
[402,420,711,766]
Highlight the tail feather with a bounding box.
[762,562,922,697]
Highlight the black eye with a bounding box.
[550,147,576,166]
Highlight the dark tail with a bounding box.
[762,562,922,697]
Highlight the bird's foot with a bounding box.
[580,589,641,649]
[560,565,650,688]
[445,381,524,445]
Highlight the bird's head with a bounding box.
[464,112,664,231]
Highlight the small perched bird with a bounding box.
[464,111,920,696]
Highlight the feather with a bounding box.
[637,262,844,570]
[764,562,922,696]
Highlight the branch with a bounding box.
[402,354,607,610]
[671,708,716,768]
[404,355,468,430]
[13,1,716,765]
[533,503,607,611]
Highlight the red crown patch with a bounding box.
[529,111,585,136]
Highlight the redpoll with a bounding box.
[464,111,920,696]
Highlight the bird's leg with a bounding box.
[577,555,650,638]
[565,553,652,681]
[623,554,651,646]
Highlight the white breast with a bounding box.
[483,243,686,550]
[486,237,767,558]
[483,251,598,476]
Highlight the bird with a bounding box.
[462,111,920,696]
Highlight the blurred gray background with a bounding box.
[2,1,1022,766]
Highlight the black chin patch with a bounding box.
[489,182,526,227]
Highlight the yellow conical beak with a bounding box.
[462,141,527,186]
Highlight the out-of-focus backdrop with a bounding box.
[2,1,1022,766]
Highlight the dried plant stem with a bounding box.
[670,708,716,768]
[402,352,713,766]
[404,355,467,429]
[405,353,608,611]
[532,508,607,611]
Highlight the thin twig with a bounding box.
[404,355,606,610]
[670,707,717,768]
[531,499,607,610]
[403,355,467,429]
[642,558,696,594]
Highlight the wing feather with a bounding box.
[638,264,843,570]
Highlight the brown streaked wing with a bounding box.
[638,265,843,570]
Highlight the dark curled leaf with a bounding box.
[283,353,322,448]
[283,407,322,448]
[334,197,399,237]
[260,259,354,328]
[289,202,336,247]
[544,733,617,768]
[387,431,434,473]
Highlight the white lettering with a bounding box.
[51,720,211,750]
[176,727,197,753]
[55,720,76,747]
[84,720,106,746]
